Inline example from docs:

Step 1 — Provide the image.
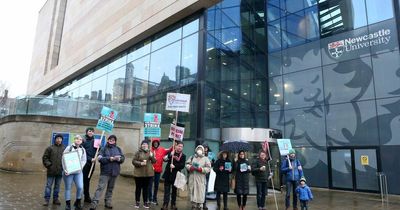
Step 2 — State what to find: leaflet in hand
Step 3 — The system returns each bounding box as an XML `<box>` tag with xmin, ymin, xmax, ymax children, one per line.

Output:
<box><xmin>224</xmin><ymin>162</ymin><xmax>232</xmax><ymax>171</ymax></box>
<box><xmin>240</xmin><ymin>163</ymin><xmax>247</xmax><ymax>172</ymax></box>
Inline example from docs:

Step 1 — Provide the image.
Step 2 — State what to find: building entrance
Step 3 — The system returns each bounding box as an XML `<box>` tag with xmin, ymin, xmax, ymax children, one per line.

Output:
<box><xmin>328</xmin><ymin>147</ymin><xmax>380</xmax><ymax>192</ymax></box>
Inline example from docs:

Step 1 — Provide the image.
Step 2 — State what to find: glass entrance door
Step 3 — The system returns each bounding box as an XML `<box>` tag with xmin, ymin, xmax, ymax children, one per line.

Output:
<box><xmin>328</xmin><ymin>147</ymin><xmax>379</xmax><ymax>192</ymax></box>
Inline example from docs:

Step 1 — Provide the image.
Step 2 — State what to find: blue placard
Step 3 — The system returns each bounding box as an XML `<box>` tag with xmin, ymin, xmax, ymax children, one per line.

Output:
<box><xmin>96</xmin><ymin>106</ymin><xmax>118</xmax><ymax>133</ymax></box>
<box><xmin>224</xmin><ymin>162</ymin><xmax>232</xmax><ymax>171</ymax></box>
<box><xmin>277</xmin><ymin>139</ymin><xmax>293</xmax><ymax>156</ymax></box>
<box><xmin>144</xmin><ymin>113</ymin><xmax>161</xmax><ymax>137</ymax></box>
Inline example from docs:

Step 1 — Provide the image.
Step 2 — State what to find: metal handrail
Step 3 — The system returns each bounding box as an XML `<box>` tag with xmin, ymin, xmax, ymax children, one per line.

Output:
<box><xmin>378</xmin><ymin>172</ymin><xmax>389</xmax><ymax>204</ymax></box>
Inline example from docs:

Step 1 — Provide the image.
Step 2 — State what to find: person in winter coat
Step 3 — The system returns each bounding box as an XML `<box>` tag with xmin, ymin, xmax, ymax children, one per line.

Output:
<box><xmin>42</xmin><ymin>133</ymin><xmax>66</xmax><ymax>206</ymax></box>
<box><xmin>213</xmin><ymin>151</ymin><xmax>232</xmax><ymax>210</ymax></box>
<box><xmin>81</xmin><ymin>127</ymin><xmax>97</xmax><ymax>203</ymax></box>
<box><xmin>233</xmin><ymin>150</ymin><xmax>251</xmax><ymax>210</ymax></box>
<box><xmin>186</xmin><ymin>145</ymin><xmax>211</xmax><ymax>210</ymax></box>
<box><xmin>62</xmin><ymin>135</ymin><xmax>87</xmax><ymax>210</ymax></box>
<box><xmin>202</xmin><ymin>143</ymin><xmax>215</xmax><ymax>210</ymax></box>
<box><xmin>251</xmin><ymin>150</ymin><xmax>273</xmax><ymax>210</ymax></box>
<box><xmin>132</xmin><ymin>140</ymin><xmax>156</xmax><ymax>209</ymax></box>
<box><xmin>161</xmin><ymin>141</ymin><xmax>186</xmax><ymax>210</ymax></box>
<box><xmin>149</xmin><ymin>138</ymin><xmax>171</xmax><ymax>205</ymax></box>
<box><xmin>281</xmin><ymin>149</ymin><xmax>303</xmax><ymax>210</ymax></box>
<box><xmin>296</xmin><ymin>177</ymin><xmax>313</xmax><ymax>210</ymax></box>
<box><xmin>89</xmin><ymin>135</ymin><xmax>125</xmax><ymax>210</ymax></box>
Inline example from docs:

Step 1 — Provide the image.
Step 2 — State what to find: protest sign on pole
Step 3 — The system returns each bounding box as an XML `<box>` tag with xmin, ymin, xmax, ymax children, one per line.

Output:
<box><xmin>277</xmin><ymin>138</ymin><xmax>293</xmax><ymax>156</ymax></box>
<box><xmin>165</xmin><ymin>93</ymin><xmax>190</xmax><ymax>167</ymax></box>
<box><xmin>168</xmin><ymin>124</ymin><xmax>185</xmax><ymax>141</ymax></box>
<box><xmin>89</xmin><ymin>106</ymin><xmax>118</xmax><ymax>178</ymax></box>
<box><xmin>144</xmin><ymin>113</ymin><xmax>161</xmax><ymax>137</ymax></box>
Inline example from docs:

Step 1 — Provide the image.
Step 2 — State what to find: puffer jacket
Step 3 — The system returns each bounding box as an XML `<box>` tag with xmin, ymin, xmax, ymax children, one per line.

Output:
<box><xmin>98</xmin><ymin>143</ymin><xmax>125</xmax><ymax>177</ymax></box>
<box><xmin>132</xmin><ymin>148</ymin><xmax>156</xmax><ymax>177</ymax></box>
<box><xmin>42</xmin><ymin>143</ymin><xmax>65</xmax><ymax>176</ymax></box>
<box><xmin>151</xmin><ymin>139</ymin><xmax>171</xmax><ymax>173</ymax></box>
<box><xmin>281</xmin><ymin>157</ymin><xmax>303</xmax><ymax>182</ymax></box>
<box><xmin>296</xmin><ymin>185</ymin><xmax>313</xmax><ymax>201</ymax></box>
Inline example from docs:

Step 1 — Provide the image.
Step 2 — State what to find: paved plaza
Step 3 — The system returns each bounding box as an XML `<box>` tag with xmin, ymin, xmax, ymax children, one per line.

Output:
<box><xmin>0</xmin><ymin>170</ymin><xmax>399</xmax><ymax>210</ymax></box>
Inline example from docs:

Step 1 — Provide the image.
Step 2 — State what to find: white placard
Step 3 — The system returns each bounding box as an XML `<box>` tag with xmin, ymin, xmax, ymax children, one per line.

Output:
<box><xmin>165</xmin><ymin>93</ymin><xmax>191</xmax><ymax>113</ymax></box>
<box><xmin>168</xmin><ymin>124</ymin><xmax>185</xmax><ymax>141</ymax></box>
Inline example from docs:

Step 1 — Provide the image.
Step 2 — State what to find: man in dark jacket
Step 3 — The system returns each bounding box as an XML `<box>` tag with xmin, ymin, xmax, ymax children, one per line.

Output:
<box><xmin>42</xmin><ymin>133</ymin><xmax>66</xmax><ymax>206</ymax></box>
<box><xmin>161</xmin><ymin>141</ymin><xmax>186</xmax><ymax>210</ymax></box>
<box><xmin>89</xmin><ymin>135</ymin><xmax>125</xmax><ymax>210</ymax></box>
<box><xmin>281</xmin><ymin>149</ymin><xmax>303</xmax><ymax>210</ymax></box>
<box><xmin>251</xmin><ymin>150</ymin><xmax>273</xmax><ymax>210</ymax></box>
<box><xmin>82</xmin><ymin>127</ymin><xmax>97</xmax><ymax>203</ymax></box>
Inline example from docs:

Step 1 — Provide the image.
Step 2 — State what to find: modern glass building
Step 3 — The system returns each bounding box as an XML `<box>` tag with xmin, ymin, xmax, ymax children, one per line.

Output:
<box><xmin>29</xmin><ymin>0</ymin><xmax>400</xmax><ymax>194</ymax></box>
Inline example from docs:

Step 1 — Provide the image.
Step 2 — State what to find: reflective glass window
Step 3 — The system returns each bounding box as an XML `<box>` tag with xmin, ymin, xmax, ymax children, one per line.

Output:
<box><xmin>149</xmin><ymin>41</ymin><xmax>181</xmax><ymax>93</ymax></box>
<box><xmin>282</xmin><ymin>41</ymin><xmax>321</xmax><ymax>74</ymax></box>
<box><xmin>91</xmin><ymin>75</ymin><xmax>107</xmax><ymax>101</ymax></box>
<box><xmin>221</xmin><ymin>0</ymin><xmax>240</xmax><ymax>8</ymax></box>
<box><xmin>283</xmin><ymin>67</ymin><xmax>324</xmax><ymax>109</ymax></box>
<box><xmin>127</xmin><ymin>41</ymin><xmax>151</xmax><ymax>63</ymax></box>
<box><xmin>108</xmin><ymin>53</ymin><xmax>127</xmax><ymax>71</ymax></box>
<box><xmin>152</xmin><ymin>27</ymin><xmax>182</xmax><ymax>52</ymax></box>
<box><xmin>326</xmin><ymin>100</ymin><xmax>379</xmax><ymax>146</ymax></box>
<box><xmin>180</xmin><ymin>33</ymin><xmax>199</xmax><ymax>86</ymax></box>
<box><xmin>366</xmin><ymin>0</ymin><xmax>394</xmax><ymax>24</ymax></box>
<box><xmin>92</xmin><ymin>64</ymin><xmax>108</xmax><ymax>80</ymax></box>
<box><xmin>323</xmin><ymin>57</ymin><xmax>374</xmax><ymax>104</ymax></box>
<box><xmin>222</xmin><ymin>7</ymin><xmax>241</xmax><ymax>27</ymax></box>
<box><xmin>377</xmin><ymin>97</ymin><xmax>400</xmax><ymax>145</ymax></box>
<box><xmin>183</xmin><ymin>19</ymin><xmax>199</xmax><ymax>37</ymax></box>
<box><xmin>78</xmin><ymin>82</ymin><xmax>92</xmax><ymax>100</ymax></box>
<box><xmin>372</xmin><ymin>51</ymin><xmax>400</xmax><ymax>98</ymax></box>
<box><xmin>106</xmin><ymin>66</ymin><xmax>126</xmax><ymax>102</ymax></box>
<box><xmin>269</xmin><ymin>76</ymin><xmax>284</xmax><ymax>111</ymax></box>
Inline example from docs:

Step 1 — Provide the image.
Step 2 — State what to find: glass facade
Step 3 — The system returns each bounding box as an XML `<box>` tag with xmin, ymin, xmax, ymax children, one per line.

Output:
<box><xmin>44</xmin><ymin>0</ymin><xmax>400</xmax><ymax>194</ymax></box>
<box><xmin>267</xmin><ymin>0</ymin><xmax>400</xmax><ymax>192</ymax></box>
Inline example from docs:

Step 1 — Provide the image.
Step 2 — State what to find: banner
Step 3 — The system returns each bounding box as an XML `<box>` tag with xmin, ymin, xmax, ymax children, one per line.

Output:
<box><xmin>96</xmin><ymin>106</ymin><xmax>118</xmax><ymax>133</ymax></box>
<box><xmin>168</xmin><ymin>124</ymin><xmax>185</xmax><ymax>141</ymax></box>
<box><xmin>144</xmin><ymin>113</ymin><xmax>161</xmax><ymax>137</ymax></box>
<box><xmin>277</xmin><ymin>139</ymin><xmax>293</xmax><ymax>156</ymax></box>
<box><xmin>165</xmin><ymin>93</ymin><xmax>191</xmax><ymax>113</ymax></box>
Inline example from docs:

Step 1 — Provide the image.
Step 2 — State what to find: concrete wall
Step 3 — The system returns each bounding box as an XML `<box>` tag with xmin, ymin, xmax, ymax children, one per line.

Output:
<box><xmin>0</xmin><ymin>115</ymin><xmax>142</xmax><ymax>175</ymax></box>
<box><xmin>28</xmin><ymin>0</ymin><xmax>219</xmax><ymax>95</ymax></box>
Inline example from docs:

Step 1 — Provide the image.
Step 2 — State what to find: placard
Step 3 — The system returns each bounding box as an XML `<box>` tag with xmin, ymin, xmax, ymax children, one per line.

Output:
<box><xmin>62</xmin><ymin>150</ymin><xmax>82</xmax><ymax>174</ymax></box>
<box><xmin>169</xmin><ymin>124</ymin><xmax>185</xmax><ymax>141</ymax></box>
<box><xmin>165</xmin><ymin>93</ymin><xmax>191</xmax><ymax>113</ymax></box>
<box><xmin>144</xmin><ymin>113</ymin><xmax>161</xmax><ymax>137</ymax></box>
<box><xmin>96</xmin><ymin>106</ymin><xmax>118</xmax><ymax>133</ymax></box>
<box><xmin>277</xmin><ymin>139</ymin><xmax>293</xmax><ymax>156</ymax></box>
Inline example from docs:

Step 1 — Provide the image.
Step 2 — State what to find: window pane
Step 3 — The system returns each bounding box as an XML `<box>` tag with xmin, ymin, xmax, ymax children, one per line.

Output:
<box><xmin>366</xmin><ymin>0</ymin><xmax>394</xmax><ymax>24</ymax></box>
<box><xmin>372</xmin><ymin>51</ymin><xmax>400</xmax><ymax>98</ymax></box>
<box><xmin>180</xmin><ymin>33</ymin><xmax>198</xmax><ymax>86</ymax></box>
<box><xmin>78</xmin><ymin>83</ymin><xmax>92</xmax><ymax>100</ymax></box>
<box><xmin>283</xmin><ymin>68</ymin><xmax>324</xmax><ymax>109</ymax></box>
<box><xmin>326</xmin><ymin>100</ymin><xmax>379</xmax><ymax>146</ymax></box>
<box><xmin>125</xmin><ymin>55</ymin><xmax>150</xmax><ymax>100</ymax></box>
<box><xmin>92</xmin><ymin>64</ymin><xmax>108</xmax><ymax>80</ymax></box>
<box><xmin>91</xmin><ymin>75</ymin><xmax>107</xmax><ymax>101</ymax></box>
<box><xmin>377</xmin><ymin>97</ymin><xmax>400</xmax><ymax>145</ymax></box>
<box><xmin>108</xmin><ymin>53</ymin><xmax>127</xmax><ymax>71</ymax></box>
<box><xmin>152</xmin><ymin>27</ymin><xmax>182</xmax><ymax>51</ymax></box>
<box><xmin>183</xmin><ymin>19</ymin><xmax>199</xmax><ymax>37</ymax></box>
<box><xmin>269</xmin><ymin>76</ymin><xmax>283</xmax><ymax>111</ymax></box>
<box><xmin>282</xmin><ymin>41</ymin><xmax>321</xmax><ymax>74</ymax></box>
<box><xmin>106</xmin><ymin>66</ymin><xmax>126</xmax><ymax>103</ymax></box>
<box><xmin>149</xmin><ymin>41</ymin><xmax>181</xmax><ymax>93</ymax></box>
<box><xmin>127</xmin><ymin>41</ymin><xmax>151</xmax><ymax>62</ymax></box>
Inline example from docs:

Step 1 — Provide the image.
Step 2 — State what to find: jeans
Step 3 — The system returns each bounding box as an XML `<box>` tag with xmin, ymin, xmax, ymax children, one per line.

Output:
<box><xmin>285</xmin><ymin>180</ymin><xmax>299</xmax><ymax>208</ymax></box>
<box><xmin>256</xmin><ymin>181</ymin><xmax>267</xmax><ymax>208</ymax></box>
<box><xmin>91</xmin><ymin>175</ymin><xmax>117</xmax><ymax>208</ymax></box>
<box><xmin>82</xmin><ymin>161</ymin><xmax>95</xmax><ymax>199</ymax></box>
<box><xmin>44</xmin><ymin>175</ymin><xmax>62</xmax><ymax>201</ymax></box>
<box><xmin>163</xmin><ymin>181</ymin><xmax>177</xmax><ymax>206</ymax></box>
<box><xmin>300</xmin><ymin>200</ymin><xmax>308</xmax><ymax>210</ymax></box>
<box><xmin>63</xmin><ymin>172</ymin><xmax>84</xmax><ymax>201</ymax></box>
<box><xmin>134</xmin><ymin>177</ymin><xmax>151</xmax><ymax>203</ymax></box>
<box><xmin>148</xmin><ymin>172</ymin><xmax>161</xmax><ymax>202</ymax></box>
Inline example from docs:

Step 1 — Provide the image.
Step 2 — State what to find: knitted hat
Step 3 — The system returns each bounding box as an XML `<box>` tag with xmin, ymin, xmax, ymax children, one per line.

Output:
<box><xmin>289</xmin><ymin>149</ymin><xmax>296</xmax><ymax>155</ymax></box>
<box><xmin>300</xmin><ymin>176</ymin><xmax>306</xmax><ymax>182</ymax></box>
<box><xmin>108</xmin><ymin>135</ymin><xmax>117</xmax><ymax>141</ymax></box>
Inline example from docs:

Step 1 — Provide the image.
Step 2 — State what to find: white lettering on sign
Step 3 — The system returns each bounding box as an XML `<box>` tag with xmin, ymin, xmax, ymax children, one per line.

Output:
<box><xmin>328</xmin><ymin>29</ymin><xmax>391</xmax><ymax>59</ymax></box>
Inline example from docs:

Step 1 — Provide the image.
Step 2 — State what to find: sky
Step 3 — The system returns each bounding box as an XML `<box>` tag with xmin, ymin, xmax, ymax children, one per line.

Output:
<box><xmin>0</xmin><ymin>1</ymin><xmax>47</xmax><ymax>97</ymax></box>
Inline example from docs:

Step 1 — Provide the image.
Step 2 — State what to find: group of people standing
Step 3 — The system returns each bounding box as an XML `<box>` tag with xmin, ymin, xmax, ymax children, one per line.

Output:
<box><xmin>42</xmin><ymin>127</ymin><xmax>312</xmax><ymax>210</ymax></box>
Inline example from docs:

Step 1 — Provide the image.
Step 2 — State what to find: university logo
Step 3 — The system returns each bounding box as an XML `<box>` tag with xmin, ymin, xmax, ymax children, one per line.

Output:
<box><xmin>167</xmin><ymin>94</ymin><xmax>176</xmax><ymax>105</ymax></box>
<box><xmin>328</xmin><ymin>40</ymin><xmax>345</xmax><ymax>58</ymax></box>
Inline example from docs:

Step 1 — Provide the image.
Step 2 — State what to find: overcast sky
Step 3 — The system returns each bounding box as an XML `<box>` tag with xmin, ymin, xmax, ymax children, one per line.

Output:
<box><xmin>0</xmin><ymin>1</ymin><xmax>47</xmax><ymax>97</ymax></box>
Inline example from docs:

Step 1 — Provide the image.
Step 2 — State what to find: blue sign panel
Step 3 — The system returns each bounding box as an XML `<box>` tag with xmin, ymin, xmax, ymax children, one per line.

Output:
<box><xmin>96</xmin><ymin>106</ymin><xmax>118</xmax><ymax>133</ymax></box>
<box><xmin>144</xmin><ymin>113</ymin><xmax>161</xmax><ymax>137</ymax></box>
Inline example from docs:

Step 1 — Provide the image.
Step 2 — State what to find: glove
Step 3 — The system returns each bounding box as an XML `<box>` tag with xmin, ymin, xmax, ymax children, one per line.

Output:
<box><xmin>196</xmin><ymin>167</ymin><xmax>202</xmax><ymax>173</ymax></box>
<box><xmin>219</xmin><ymin>166</ymin><xmax>224</xmax><ymax>171</ymax></box>
<box><xmin>189</xmin><ymin>166</ymin><xmax>196</xmax><ymax>172</ymax></box>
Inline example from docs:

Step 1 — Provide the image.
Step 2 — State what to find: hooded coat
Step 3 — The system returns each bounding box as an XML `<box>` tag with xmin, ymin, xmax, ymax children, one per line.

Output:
<box><xmin>98</xmin><ymin>142</ymin><xmax>125</xmax><ymax>177</ymax></box>
<box><xmin>186</xmin><ymin>145</ymin><xmax>211</xmax><ymax>204</ymax></box>
<box><xmin>151</xmin><ymin>139</ymin><xmax>171</xmax><ymax>173</ymax></box>
<box><xmin>132</xmin><ymin>147</ymin><xmax>156</xmax><ymax>177</ymax></box>
<box><xmin>42</xmin><ymin>143</ymin><xmax>65</xmax><ymax>176</ymax></box>
<box><xmin>213</xmin><ymin>152</ymin><xmax>232</xmax><ymax>193</ymax></box>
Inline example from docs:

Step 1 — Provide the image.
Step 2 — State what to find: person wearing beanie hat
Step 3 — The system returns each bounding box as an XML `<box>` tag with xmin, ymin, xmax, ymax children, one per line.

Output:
<box><xmin>296</xmin><ymin>176</ymin><xmax>313</xmax><ymax>210</ymax></box>
<box><xmin>82</xmin><ymin>127</ymin><xmax>97</xmax><ymax>203</ymax></box>
<box><xmin>132</xmin><ymin>140</ymin><xmax>156</xmax><ymax>208</ymax></box>
<box><xmin>89</xmin><ymin>135</ymin><xmax>125</xmax><ymax>210</ymax></box>
<box><xmin>41</xmin><ymin>133</ymin><xmax>66</xmax><ymax>206</ymax></box>
<box><xmin>281</xmin><ymin>149</ymin><xmax>303</xmax><ymax>210</ymax></box>
<box><xmin>186</xmin><ymin>145</ymin><xmax>211</xmax><ymax>210</ymax></box>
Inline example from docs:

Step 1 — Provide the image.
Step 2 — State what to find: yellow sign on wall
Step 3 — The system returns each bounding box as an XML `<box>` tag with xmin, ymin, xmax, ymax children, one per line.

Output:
<box><xmin>361</xmin><ymin>155</ymin><xmax>369</xmax><ymax>166</ymax></box>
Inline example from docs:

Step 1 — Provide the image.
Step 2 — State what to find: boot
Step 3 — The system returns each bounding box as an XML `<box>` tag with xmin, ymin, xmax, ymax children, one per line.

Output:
<box><xmin>65</xmin><ymin>200</ymin><xmax>71</xmax><ymax>210</ymax></box>
<box><xmin>161</xmin><ymin>204</ymin><xmax>168</xmax><ymax>210</ymax></box>
<box><xmin>43</xmin><ymin>199</ymin><xmax>49</xmax><ymax>206</ymax></box>
<box><xmin>293</xmin><ymin>208</ymin><xmax>298</xmax><ymax>210</ymax></box>
<box><xmin>53</xmin><ymin>198</ymin><xmax>61</xmax><ymax>205</ymax></box>
<box><xmin>73</xmin><ymin>199</ymin><xmax>82</xmax><ymax>210</ymax></box>
<box><xmin>170</xmin><ymin>204</ymin><xmax>178</xmax><ymax>210</ymax></box>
